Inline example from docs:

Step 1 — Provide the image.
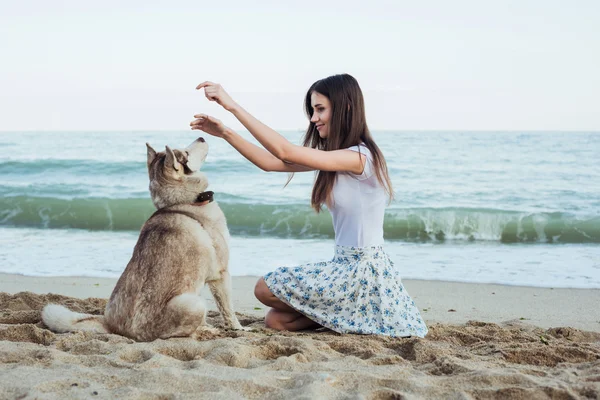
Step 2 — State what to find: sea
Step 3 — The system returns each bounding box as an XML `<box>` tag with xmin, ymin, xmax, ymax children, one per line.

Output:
<box><xmin>0</xmin><ymin>131</ymin><xmax>598</xmax><ymax>288</ymax></box>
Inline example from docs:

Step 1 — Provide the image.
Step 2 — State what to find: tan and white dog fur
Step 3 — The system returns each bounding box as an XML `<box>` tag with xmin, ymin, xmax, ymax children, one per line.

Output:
<box><xmin>42</xmin><ymin>137</ymin><xmax>244</xmax><ymax>341</ymax></box>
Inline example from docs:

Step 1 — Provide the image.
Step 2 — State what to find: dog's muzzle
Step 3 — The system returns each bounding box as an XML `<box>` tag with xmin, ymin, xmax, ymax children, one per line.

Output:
<box><xmin>184</xmin><ymin>138</ymin><xmax>208</xmax><ymax>172</ymax></box>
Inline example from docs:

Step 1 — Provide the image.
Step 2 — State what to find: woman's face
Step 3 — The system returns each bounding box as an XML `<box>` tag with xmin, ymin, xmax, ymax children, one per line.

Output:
<box><xmin>310</xmin><ymin>92</ymin><xmax>331</xmax><ymax>139</ymax></box>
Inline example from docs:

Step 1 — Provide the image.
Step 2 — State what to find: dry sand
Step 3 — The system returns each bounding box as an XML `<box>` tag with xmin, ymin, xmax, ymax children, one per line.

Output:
<box><xmin>1</xmin><ymin>275</ymin><xmax>599</xmax><ymax>399</ymax></box>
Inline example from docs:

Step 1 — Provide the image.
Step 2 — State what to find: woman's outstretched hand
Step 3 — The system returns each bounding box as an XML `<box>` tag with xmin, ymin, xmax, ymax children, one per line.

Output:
<box><xmin>190</xmin><ymin>114</ymin><xmax>229</xmax><ymax>138</ymax></box>
<box><xmin>196</xmin><ymin>81</ymin><xmax>238</xmax><ymax>112</ymax></box>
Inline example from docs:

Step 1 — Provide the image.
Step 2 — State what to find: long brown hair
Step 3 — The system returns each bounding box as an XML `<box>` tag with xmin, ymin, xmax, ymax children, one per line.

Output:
<box><xmin>288</xmin><ymin>73</ymin><xmax>394</xmax><ymax>212</ymax></box>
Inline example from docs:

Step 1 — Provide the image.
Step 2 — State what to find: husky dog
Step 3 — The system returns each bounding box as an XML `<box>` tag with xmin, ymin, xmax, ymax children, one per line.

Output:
<box><xmin>42</xmin><ymin>137</ymin><xmax>244</xmax><ymax>341</ymax></box>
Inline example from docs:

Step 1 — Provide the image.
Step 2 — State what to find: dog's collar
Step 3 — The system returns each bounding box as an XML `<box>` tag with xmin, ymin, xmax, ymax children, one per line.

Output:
<box><xmin>192</xmin><ymin>190</ymin><xmax>214</xmax><ymax>206</ymax></box>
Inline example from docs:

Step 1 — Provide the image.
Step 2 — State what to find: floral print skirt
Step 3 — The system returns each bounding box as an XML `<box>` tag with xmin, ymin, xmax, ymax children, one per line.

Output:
<box><xmin>263</xmin><ymin>245</ymin><xmax>428</xmax><ymax>338</ymax></box>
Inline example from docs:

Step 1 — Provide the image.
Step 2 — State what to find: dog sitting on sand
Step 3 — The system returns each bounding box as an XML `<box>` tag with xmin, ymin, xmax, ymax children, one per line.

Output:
<box><xmin>42</xmin><ymin>137</ymin><xmax>244</xmax><ymax>341</ymax></box>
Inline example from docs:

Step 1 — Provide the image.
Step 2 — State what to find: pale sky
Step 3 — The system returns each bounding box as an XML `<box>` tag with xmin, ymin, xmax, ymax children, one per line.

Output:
<box><xmin>1</xmin><ymin>0</ymin><xmax>599</xmax><ymax>131</ymax></box>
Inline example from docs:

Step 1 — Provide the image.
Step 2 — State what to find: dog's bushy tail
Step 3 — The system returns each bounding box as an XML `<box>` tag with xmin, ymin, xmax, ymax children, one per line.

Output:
<box><xmin>42</xmin><ymin>304</ymin><xmax>108</xmax><ymax>334</ymax></box>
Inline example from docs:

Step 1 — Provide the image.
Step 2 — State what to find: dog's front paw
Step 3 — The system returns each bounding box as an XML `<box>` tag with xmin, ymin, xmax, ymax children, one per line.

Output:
<box><xmin>225</xmin><ymin>323</ymin><xmax>254</xmax><ymax>332</ymax></box>
<box><xmin>237</xmin><ymin>326</ymin><xmax>254</xmax><ymax>332</ymax></box>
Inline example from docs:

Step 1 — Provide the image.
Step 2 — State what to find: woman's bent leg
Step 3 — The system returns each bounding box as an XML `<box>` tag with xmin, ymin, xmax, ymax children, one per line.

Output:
<box><xmin>264</xmin><ymin>309</ymin><xmax>321</xmax><ymax>332</ymax></box>
<box><xmin>255</xmin><ymin>278</ymin><xmax>321</xmax><ymax>331</ymax></box>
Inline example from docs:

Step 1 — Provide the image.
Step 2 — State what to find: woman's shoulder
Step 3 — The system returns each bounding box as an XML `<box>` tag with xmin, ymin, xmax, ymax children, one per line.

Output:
<box><xmin>342</xmin><ymin>143</ymin><xmax>375</xmax><ymax>180</ymax></box>
<box><xmin>346</xmin><ymin>143</ymin><xmax>371</xmax><ymax>157</ymax></box>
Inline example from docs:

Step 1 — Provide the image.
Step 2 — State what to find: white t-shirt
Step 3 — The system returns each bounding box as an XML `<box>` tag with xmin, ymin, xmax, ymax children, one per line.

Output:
<box><xmin>329</xmin><ymin>144</ymin><xmax>388</xmax><ymax>247</ymax></box>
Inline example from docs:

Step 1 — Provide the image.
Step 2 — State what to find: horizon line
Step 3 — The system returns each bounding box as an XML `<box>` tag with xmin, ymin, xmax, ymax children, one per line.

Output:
<box><xmin>1</xmin><ymin>129</ymin><xmax>600</xmax><ymax>133</ymax></box>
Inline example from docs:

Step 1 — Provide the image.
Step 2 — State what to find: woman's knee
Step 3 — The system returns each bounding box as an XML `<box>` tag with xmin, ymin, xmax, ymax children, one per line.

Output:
<box><xmin>265</xmin><ymin>309</ymin><xmax>299</xmax><ymax>331</ymax></box>
<box><xmin>264</xmin><ymin>309</ymin><xmax>284</xmax><ymax>330</ymax></box>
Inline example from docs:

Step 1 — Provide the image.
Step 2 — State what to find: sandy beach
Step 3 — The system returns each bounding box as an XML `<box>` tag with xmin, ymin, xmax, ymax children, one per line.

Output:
<box><xmin>0</xmin><ymin>274</ymin><xmax>599</xmax><ymax>399</ymax></box>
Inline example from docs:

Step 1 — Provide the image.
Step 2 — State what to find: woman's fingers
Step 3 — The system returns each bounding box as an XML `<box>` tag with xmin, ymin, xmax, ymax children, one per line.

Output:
<box><xmin>196</xmin><ymin>81</ymin><xmax>215</xmax><ymax>90</ymax></box>
<box><xmin>189</xmin><ymin>114</ymin><xmax>226</xmax><ymax>137</ymax></box>
<box><xmin>194</xmin><ymin>114</ymin><xmax>220</xmax><ymax>124</ymax></box>
<box><xmin>198</xmin><ymin>82</ymin><xmax>223</xmax><ymax>101</ymax></box>
<box><xmin>191</xmin><ymin>112</ymin><xmax>220</xmax><ymax>122</ymax></box>
<box><xmin>196</xmin><ymin>81</ymin><xmax>235</xmax><ymax>111</ymax></box>
<box><xmin>190</xmin><ymin>115</ymin><xmax>221</xmax><ymax>130</ymax></box>
<box><xmin>190</xmin><ymin>116</ymin><xmax>206</xmax><ymax>129</ymax></box>
<box><xmin>198</xmin><ymin>82</ymin><xmax>219</xmax><ymax>99</ymax></box>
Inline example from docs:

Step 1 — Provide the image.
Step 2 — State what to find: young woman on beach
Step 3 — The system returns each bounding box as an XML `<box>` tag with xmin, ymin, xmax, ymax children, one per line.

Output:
<box><xmin>190</xmin><ymin>74</ymin><xmax>428</xmax><ymax>338</ymax></box>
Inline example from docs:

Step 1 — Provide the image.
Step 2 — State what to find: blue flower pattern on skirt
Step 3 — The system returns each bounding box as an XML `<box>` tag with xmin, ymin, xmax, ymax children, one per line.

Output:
<box><xmin>263</xmin><ymin>245</ymin><xmax>428</xmax><ymax>338</ymax></box>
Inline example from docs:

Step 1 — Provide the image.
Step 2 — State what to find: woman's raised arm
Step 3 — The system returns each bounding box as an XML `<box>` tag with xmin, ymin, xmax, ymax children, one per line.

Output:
<box><xmin>195</xmin><ymin>81</ymin><xmax>365</xmax><ymax>174</ymax></box>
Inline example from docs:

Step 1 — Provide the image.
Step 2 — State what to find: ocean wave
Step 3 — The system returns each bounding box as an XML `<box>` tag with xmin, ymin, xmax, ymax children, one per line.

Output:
<box><xmin>1</xmin><ymin>196</ymin><xmax>598</xmax><ymax>243</ymax></box>
<box><xmin>0</xmin><ymin>159</ymin><xmax>143</xmax><ymax>175</ymax></box>
<box><xmin>0</xmin><ymin>159</ymin><xmax>253</xmax><ymax>176</ymax></box>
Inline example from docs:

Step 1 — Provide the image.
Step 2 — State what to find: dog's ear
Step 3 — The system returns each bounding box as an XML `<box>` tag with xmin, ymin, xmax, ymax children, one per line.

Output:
<box><xmin>165</xmin><ymin>145</ymin><xmax>181</xmax><ymax>172</ymax></box>
<box><xmin>146</xmin><ymin>143</ymin><xmax>157</xmax><ymax>169</ymax></box>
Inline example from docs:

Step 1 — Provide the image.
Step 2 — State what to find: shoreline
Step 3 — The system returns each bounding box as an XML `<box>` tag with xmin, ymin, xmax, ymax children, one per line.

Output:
<box><xmin>1</xmin><ymin>273</ymin><xmax>599</xmax><ymax>332</ymax></box>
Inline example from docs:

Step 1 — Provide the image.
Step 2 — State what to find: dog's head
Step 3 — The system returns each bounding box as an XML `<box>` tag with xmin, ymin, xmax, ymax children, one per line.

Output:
<box><xmin>145</xmin><ymin>137</ymin><xmax>209</xmax><ymax>209</ymax></box>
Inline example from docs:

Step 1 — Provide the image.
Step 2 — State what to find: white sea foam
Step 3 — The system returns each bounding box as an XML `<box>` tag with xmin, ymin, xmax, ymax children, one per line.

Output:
<box><xmin>1</xmin><ymin>227</ymin><xmax>599</xmax><ymax>288</ymax></box>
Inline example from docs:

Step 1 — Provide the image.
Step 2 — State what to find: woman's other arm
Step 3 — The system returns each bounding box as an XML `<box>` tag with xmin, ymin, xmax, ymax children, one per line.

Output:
<box><xmin>223</xmin><ymin>128</ymin><xmax>314</xmax><ymax>173</ymax></box>
<box><xmin>190</xmin><ymin>114</ymin><xmax>312</xmax><ymax>173</ymax></box>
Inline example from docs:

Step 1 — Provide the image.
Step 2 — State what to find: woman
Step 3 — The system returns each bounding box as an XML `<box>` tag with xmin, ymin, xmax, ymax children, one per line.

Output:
<box><xmin>190</xmin><ymin>74</ymin><xmax>428</xmax><ymax>338</ymax></box>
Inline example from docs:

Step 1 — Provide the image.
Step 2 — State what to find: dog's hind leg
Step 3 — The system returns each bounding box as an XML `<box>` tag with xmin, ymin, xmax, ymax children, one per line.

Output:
<box><xmin>208</xmin><ymin>270</ymin><xmax>244</xmax><ymax>330</ymax></box>
<box><xmin>157</xmin><ymin>293</ymin><xmax>211</xmax><ymax>339</ymax></box>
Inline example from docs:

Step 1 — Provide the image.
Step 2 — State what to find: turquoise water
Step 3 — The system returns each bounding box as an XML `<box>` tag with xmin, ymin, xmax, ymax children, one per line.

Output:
<box><xmin>0</xmin><ymin>131</ymin><xmax>599</xmax><ymax>287</ymax></box>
